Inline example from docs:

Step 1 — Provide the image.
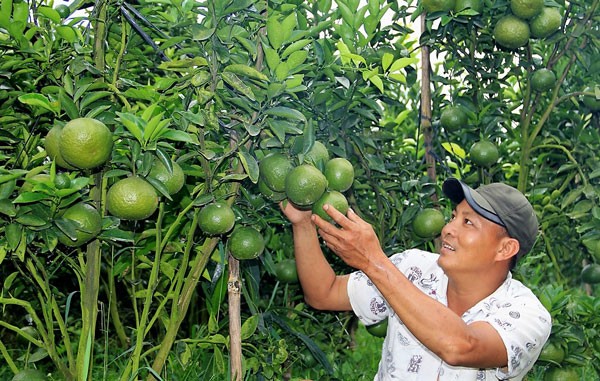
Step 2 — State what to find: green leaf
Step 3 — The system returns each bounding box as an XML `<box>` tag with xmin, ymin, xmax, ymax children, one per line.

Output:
<box><xmin>286</xmin><ymin>50</ymin><xmax>308</xmax><ymax>69</ymax></box>
<box><xmin>240</xmin><ymin>315</ymin><xmax>258</xmax><ymax>340</ymax></box>
<box><xmin>442</xmin><ymin>142</ymin><xmax>466</xmax><ymax>159</ymax></box>
<box><xmin>221</xmin><ymin>72</ymin><xmax>255</xmax><ymax>101</ymax></box>
<box><xmin>3</xmin><ymin>271</ymin><xmax>18</xmax><ymax>290</ymax></box>
<box><xmin>389</xmin><ymin>57</ymin><xmax>418</xmax><ymax>72</ymax></box>
<box><xmin>265</xmin><ymin>106</ymin><xmax>307</xmax><ymax>122</ymax></box>
<box><xmin>237</xmin><ymin>150</ymin><xmax>259</xmax><ymax>183</ymax></box>
<box><xmin>161</xmin><ymin>130</ymin><xmax>200</xmax><ymax>144</ymax></box>
<box><xmin>224</xmin><ymin>64</ymin><xmax>268</xmax><ymax>81</ymax></box>
<box><xmin>281</xmin><ymin>38</ymin><xmax>312</xmax><ymax>59</ymax></box>
<box><xmin>263</xmin><ymin>45</ymin><xmax>280</xmax><ymax>71</ymax></box>
<box><xmin>116</xmin><ymin>112</ymin><xmax>145</xmax><ymax>144</ymax></box>
<box><xmin>18</xmin><ymin>93</ymin><xmax>60</xmax><ymax>115</ymax></box>
<box><xmin>266</xmin><ymin>17</ymin><xmax>283</xmax><ymax>50</ymax></box>
<box><xmin>382</xmin><ymin>52</ymin><xmax>394</xmax><ymax>71</ymax></box>
<box><xmin>37</xmin><ymin>6</ymin><xmax>61</xmax><ymax>23</ymax></box>
<box><xmin>6</xmin><ymin>223</ymin><xmax>22</xmax><ymax>251</ymax></box>
<box><xmin>56</xmin><ymin>26</ymin><xmax>78</xmax><ymax>43</ymax></box>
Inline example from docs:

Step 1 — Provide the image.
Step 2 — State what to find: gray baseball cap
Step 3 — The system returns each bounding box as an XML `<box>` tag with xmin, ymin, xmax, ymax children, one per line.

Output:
<box><xmin>442</xmin><ymin>178</ymin><xmax>539</xmax><ymax>260</ymax></box>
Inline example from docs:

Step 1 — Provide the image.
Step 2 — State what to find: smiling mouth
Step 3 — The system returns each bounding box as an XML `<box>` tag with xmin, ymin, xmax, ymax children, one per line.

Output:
<box><xmin>442</xmin><ymin>241</ymin><xmax>455</xmax><ymax>251</ymax></box>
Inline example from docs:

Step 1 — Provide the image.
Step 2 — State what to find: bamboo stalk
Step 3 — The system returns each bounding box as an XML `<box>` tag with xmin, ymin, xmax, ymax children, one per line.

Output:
<box><xmin>420</xmin><ymin>14</ymin><xmax>436</xmax><ymax>192</ymax></box>
<box><xmin>228</xmin><ymin>254</ymin><xmax>243</xmax><ymax>381</ymax></box>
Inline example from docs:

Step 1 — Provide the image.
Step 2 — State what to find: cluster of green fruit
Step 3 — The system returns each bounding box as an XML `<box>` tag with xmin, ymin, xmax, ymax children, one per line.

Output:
<box><xmin>257</xmin><ymin>141</ymin><xmax>354</xmax><ymax>223</ymax></box>
<box><xmin>493</xmin><ymin>0</ymin><xmax>562</xmax><ymax>50</ymax></box>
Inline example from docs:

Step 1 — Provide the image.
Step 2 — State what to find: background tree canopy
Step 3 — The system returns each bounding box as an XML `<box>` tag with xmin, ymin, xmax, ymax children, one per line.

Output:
<box><xmin>0</xmin><ymin>0</ymin><xmax>599</xmax><ymax>380</ymax></box>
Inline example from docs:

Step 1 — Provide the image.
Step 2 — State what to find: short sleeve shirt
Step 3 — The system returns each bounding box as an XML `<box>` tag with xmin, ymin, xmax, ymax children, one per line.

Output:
<box><xmin>347</xmin><ymin>249</ymin><xmax>552</xmax><ymax>381</ymax></box>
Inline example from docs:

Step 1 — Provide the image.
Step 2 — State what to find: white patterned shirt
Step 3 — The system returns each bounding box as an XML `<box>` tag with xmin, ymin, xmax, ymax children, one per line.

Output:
<box><xmin>347</xmin><ymin>249</ymin><xmax>551</xmax><ymax>380</ymax></box>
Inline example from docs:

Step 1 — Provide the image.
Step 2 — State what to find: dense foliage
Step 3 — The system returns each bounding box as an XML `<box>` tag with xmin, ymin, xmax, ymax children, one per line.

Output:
<box><xmin>0</xmin><ymin>0</ymin><xmax>599</xmax><ymax>380</ymax></box>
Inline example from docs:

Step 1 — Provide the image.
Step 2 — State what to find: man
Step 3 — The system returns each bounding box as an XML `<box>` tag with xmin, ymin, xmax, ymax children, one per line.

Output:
<box><xmin>281</xmin><ymin>178</ymin><xmax>551</xmax><ymax>380</ymax></box>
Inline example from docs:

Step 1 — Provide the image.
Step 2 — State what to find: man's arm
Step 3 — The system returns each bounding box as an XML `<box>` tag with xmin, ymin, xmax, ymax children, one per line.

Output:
<box><xmin>280</xmin><ymin>201</ymin><xmax>351</xmax><ymax>311</ymax></box>
<box><xmin>314</xmin><ymin>205</ymin><xmax>508</xmax><ymax>368</ymax></box>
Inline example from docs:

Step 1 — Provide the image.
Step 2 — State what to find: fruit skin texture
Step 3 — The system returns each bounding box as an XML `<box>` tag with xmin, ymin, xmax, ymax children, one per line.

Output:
<box><xmin>198</xmin><ymin>202</ymin><xmax>236</xmax><ymax>235</ymax></box>
<box><xmin>422</xmin><ymin>0</ymin><xmax>456</xmax><ymax>13</ymax></box>
<box><xmin>107</xmin><ymin>177</ymin><xmax>158</xmax><ymax>221</ymax></box>
<box><xmin>303</xmin><ymin>141</ymin><xmax>330</xmax><ymax>167</ymax></box>
<box><xmin>470</xmin><ymin>140</ymin><xmax>499</xmax><ymax>167</ymax></box>
<box><xmin>543</xmin><ymin>367</ymin><xmax>579</xmax><ymax>381</ymax></box>
<box><xmin>274</xmin><ymin>259</ymin><xmax>299</xmax><ymax>284</ymax></box>
<box><xmin>148</xmin><ymin>160</ymin><xmax>185</xmax><ymax>195</ymax></box>
<box><xmin>412</xmin><ymin>208</ymin><xmax>445</xmax><ymax>239</ymax></box>
<box><xmin>312</xmin><ymin>191</ymin><xmax>349</xmax><ymax>223</ymax></box>
<box><xmin>258</xmin><ymin>178</ymin><xmax>286</xmax><ymax>201</ymax></box>
<box><xmin>531</xmin><ymin>68</ymin><xmax>557</xmax><ymax>92</ymax></box>
<box><xmin>510</xmin><ymin>0</ymin><xmax>543</xmax><ymax>20</ymax></box>
<box><xmin>11</xmin><ymin>369</ymin><xmax>47</xmax><ymax>381</ymax></box>
<box><xmin>493</xmin><ymin>15</ymin><xmax>530</xmax><ymax>49</ymax></box>
<box><xmin>454</xmin><ymin>0</ymin><xmax>482</xmax><ymax>13</ymax></box>
<box><xmin>57</xmin><ymin>202</ymin><xmax>103</xmax><ymax>247</ymax></box>
<box><xmin>59</xmin><ymin>118</ymin><xmax>113</xmax><ymax>170</ymax></box>
<box><xmin>440</xmin><ymin>106</ymin><xmax>468</xmax><ymax>132</ymax></box>
<box><xmin>285</xmin><ymin>164</ymin><xmax>328</xmax><ymax>208</ymax></box>
<box><xmin>44</xmin><ymin>125</ymin><xmax>76</xmax><ymax>170</ymax></box>
<box><xmin>530</xmin><ymin>7</ymin><xmax>562</xmax><ymax>39</ymax></box>
<box><xmin>324</xmin><ymin>157</ymin><xmax>354</xmax><ymax>192</ymax></box>
<box><xmin>581</xmin><ymin>263</ymin><xmax>600</xmax><ymax>284</ymax></box>
<box><xmin>366</xmin><ymin>318</ymin><xmax>388</xmax><ymax>338</ymax></box>
<box><xmin>228</xmin><ymin>227</ymin><xmax>265</xmax><ymax>260</ymax></box>
<box><xmin>259</xmin><ymin>153</ymin><xmax>294</xmax><ymax>192</ymax></box>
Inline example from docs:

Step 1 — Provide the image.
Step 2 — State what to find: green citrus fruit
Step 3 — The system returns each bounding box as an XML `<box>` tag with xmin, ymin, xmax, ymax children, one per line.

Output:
<box><xmin>469</xmin><ymin>140</ymin><xmax>499</xmax><ymax>167</ymax></box>
<box><xmin>57</xmin><ymin>202</ymin><xmax>102</xmax><ymax>247</ymax></box>
<box><xmin>493</xmin><ymin>15</ymin><xmax>530</xmax><ymax>49</ymax></box>
<box><xmin>544</xmin><ymin>367</ymin><xmax>579</xmax><ymax>381</ymax></box>
<box><xmin>107</xmin><ymin>177</ymin><xmax>158</xmax><ymax>221</ymax></box>
<box><xmin>303</xmin><ymin>141</ymin><xmax>330</xmax><ymax>167</ymax></box>
<box><xmin>53</xmin><ymin>173</ymin><xmax>71</xmax><ymax>189</ymax></box>
<box><xmin>440</xmin><ymin>106</ymin><xmax>468</xmax><ymax>132</ymax></box>
<box><xmin>324</xmin><ymin>158</ymin><xmax>354</xmax><ymax>192</ymax></box>
<box><xmin>530</xmin><ymin>7</ymin><xmax>562</xmax><ymax>39</ymax></box>
<box><xmin>510</xmin><ymin>0</ymin><xmax>543</xmax><ymax>19</ymax></box>
<box><xmin>59</xmin><ymin>118</ymin><xmax>113</xmax><ymax>170</ymax></box>
<box><xmin>538</xmin><ymin>342</ymin><xmax>565</xmax><ymax>364</ymax></box>
<box><xmin>259</xmin><ymin>153</ymin><xmax>294</xmax><ymax>192</ymax></box>
<box><xmin>413</xmin><ymin>208</ymin><xmax>445</xmax><ymax>239</ymax></box>
<box><xmin>285</xmin><ymin>164</ymin><xmax>328</xmax><ymax>207</ymax></box>
<box><xmin>312</xmin><ymin>190</ymin><xmax>349</xmax><ymax>223</ymax></box>
<box><xmin>11</xmin><ymin>369</ymin><xmax>47</xmax><ymax>381</ymax></box>
<box><xmin>582</xmin><ymin>86</ymin><xmax>600</xmax><ymax>111</ymax></box>
<box><xmin>44</xmin><ymin>125</ymin><xmax>76</xmax><ymax>170</ymax></box>
<box><xmin>531</xmin><ymin>68</ymin><xmax>557</xmax><ymax>92</ymax></box>
<box><xmin>198</xmin><ymin>202</ymin><xmax>236</xmax><ymax>235</ymax></box>
<box><xmin>366</xmin><ymin>318</ymin><xmax>388</xmax><ymax>338</ymax></box>
<box><xmin>148</xmin><ymin>160</ymin><xmax>185</xmax><ymax>195</ymax></box>
<box><xmin>422</xmin><ymin>0</ymin><xmax>456</xmax><ymax>13</ymax></box>
<box><xmin>228</xmin><ymin>227</ymin><xmax>265</xmax><ymax>260</ymax></box>
<box><xmin>581</xmin><ymin>263</ymin><xmax>600</xmax><ymax>284</ymax></box>
<box><xmin>454</xmin><ymin>0</ymin><xmax>482</xmax><ymax>13</ymax></box>
<box><xmin>55</xmin><ymin>4</ymin><xmax>70</xmax><ymax>18</ymax></box>
<box><xmin>274</xmin><ymin>259</ymin><xmax>299</xmax><ymax>284</ymax></box>
<box><xmin>257</xmin><ymin>178</ymin><xmax>286</xmax><ymax>201</ymax></box>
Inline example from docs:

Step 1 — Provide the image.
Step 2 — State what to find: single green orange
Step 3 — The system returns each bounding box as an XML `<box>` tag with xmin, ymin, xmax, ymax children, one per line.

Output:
<box><xmin>107</xmin><ymin>177</ymin><xmax>158</xmax><ymax>220</ymax></box>
<box><xmin>538</xmin><ymin>342</ymin><xmax>565</xmax><ymax>364</ymax></box>
<box><xmin>543</xmin><ymin>367</ymin><xmax>579</xmax><ymax>381</ymax></box>
<box><xmin>454</xmin><ymin>0</ymin><xmax>482</xmax><ymax>13</ymax></box>
<box><xmin>303</xmin><ymin>141</ymin><xmax>330</xmax><ymax>167</ymax></box>
<box><xmin>531</xmin><ymin>68</ymin><xmax>557</xmax><ymax>92</ymax></box>
<box><xmin>582</xmin><ymin>86</ymin><xmax>600</xmax><ymax>111</ymax></box>
<box><xmin>324</xmin><ymin>158</ymin><xmax>354</xmax><ymax>192</ymax></box>
<box><xmin>581</xmin><ymin>263</ymin><xmax>600</xmax><ymax>284</ymax></box>
<box><xmin>59</xmin><ymin>118</ymin><xmax>113</xmax><ymax>170</ymax></box>
<box><xmin>366</xmin><ymin>318</ymin><xmax>388</xmax><ymax>338</ymax></box>
<box><xmin>259</xmin><ymin>152</ymin><xmax>294</xmax><ymax>192</ymax></box>
<box><xmin>57</xmin><ymin>202</ymin><xmax>102</xmax><ymax>247</ymax></box>
<box><xmin>148</xmin><ymin>160</ymin><xmax>185</xmax><ymax>195</ymax></box>
<box><xmin>44</xmin><ymin>125</ymin><xmax>76</xmax><ymax>170</ymax></box>
<box><xmin>530</xmin><ymin>7</ymin><xmax>562</xmax><ymax>39</ymax></box>
<box><xmin>54</xmin><ymin>172</ymin><xmax>71</xmax><ymax>189</ymax></box>
<box><xmin>469</xmin><ymin>140</ymin><xmax>499</xmax><ymax>167</ymax></box>
<box><xmin>312</xmin><ymin>190</ymin><xmax>349</xmax><ymax>223</ymax></box>
<box><xmin>198</xmin><ymin>202</ymin><xmax>236</xmax><ymax>235</ymax></box>
<box><xmin>228</xmin><ymin>227</ymin><xmax>265</xmax><ymax>260</ymax></box>
<box><xmin>413</xmin><ymin>208</ymin><xmax>445</xmax><ymax>239</ymax></box>
<box><xmin>11</xmin><ymin>369</ymin><xmax>47</xmax><ymax>381</ymax></box>
<box><xmin>55</xmin><ymin>4</ymin><xmax>71</xmax><ymax>18</ymax></box>
<box><xmin>510</xmin><ymin>0</ymin><xmax>543</xmax><ymax>20</ymax></box>
<box><xmin>422</xmin><ymin>0</ymin><xmax>456</xmax><ymax>13</ymax></box>
<box><xmin>285</xmin><ymin>164</ymin><xmax>328</xmax><ymax>208</ymax></box>
<box><xmin>274</xmin><ymin>259</ymin><xmax>299</xmax><ymax>284</ymax></box>
<box><xmin>493</xmin><ymin>15</ymin><xmax>530</xmax><ymax>49</ymax></box>
<box><xmin>440</xmin><ymin>106</ymin><xmax>468</xmax><ymax>132</ymax></box>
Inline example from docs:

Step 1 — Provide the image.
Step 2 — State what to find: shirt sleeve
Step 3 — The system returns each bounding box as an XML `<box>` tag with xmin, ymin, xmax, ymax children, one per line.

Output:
<box><xmin>484</xmin><ymin>287</ymin><xmax>552</xmax><ymax>379</ymax></box>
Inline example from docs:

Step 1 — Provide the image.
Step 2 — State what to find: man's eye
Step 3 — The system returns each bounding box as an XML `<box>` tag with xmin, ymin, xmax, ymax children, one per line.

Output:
<box><xmin>464</xmin><ymin>219</ymin><xmax>473</xmax><ymax>225</ymax></box>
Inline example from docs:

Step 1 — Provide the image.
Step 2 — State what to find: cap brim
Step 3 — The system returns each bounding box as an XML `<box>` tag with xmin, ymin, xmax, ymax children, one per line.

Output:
<box><xmin>442</xmin><ymin>178</ymin><xmax>506</xmax><ymax>227</ymax></box>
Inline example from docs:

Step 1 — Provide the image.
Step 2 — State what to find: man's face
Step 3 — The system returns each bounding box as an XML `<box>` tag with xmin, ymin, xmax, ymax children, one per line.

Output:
<box><xmin>437</xmin><ymin>200</ymin><xmax>508</xmax><ymax>274</ymax></box>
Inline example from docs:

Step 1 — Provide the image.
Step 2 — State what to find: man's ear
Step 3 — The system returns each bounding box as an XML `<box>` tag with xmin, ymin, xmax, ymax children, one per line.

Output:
<box><xmin>497</xmin><ymin>237</ymin><xmax>520</xmax><ymax>262</ymax></box>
